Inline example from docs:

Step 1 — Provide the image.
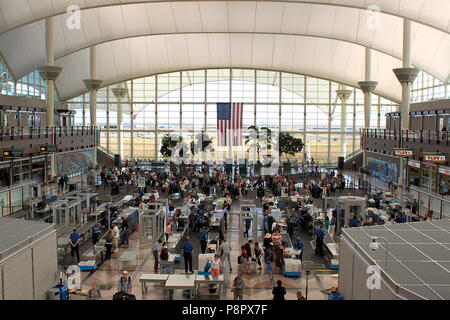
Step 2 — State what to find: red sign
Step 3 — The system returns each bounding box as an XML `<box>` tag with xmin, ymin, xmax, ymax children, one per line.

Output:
<box><xmin>394</xmin><ymin>149</ymin><xmax>413</xmax><ymax>157</ymax></box>
<box><xmin>424</xmin><ymin>154</ymin><xmax>446</xmax><ymax>162</ymax></box>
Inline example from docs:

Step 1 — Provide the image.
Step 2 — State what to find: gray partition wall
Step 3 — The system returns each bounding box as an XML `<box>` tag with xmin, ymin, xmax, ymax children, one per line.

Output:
<box><xmin>339</xmin><ymin>220</ymin><xmax>450</xmax><ymax>300</ymax></box>
<box><xmin>0</xmin><ymin>218</ymin><xmax>58</xmax><ymax>300</ymax></box>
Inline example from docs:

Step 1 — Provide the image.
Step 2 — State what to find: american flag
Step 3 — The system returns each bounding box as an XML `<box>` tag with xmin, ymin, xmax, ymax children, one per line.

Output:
<box><xmin>217</xmin><ymin>102</ymin><xmax>243</xmax><ymax>146</ymax></box>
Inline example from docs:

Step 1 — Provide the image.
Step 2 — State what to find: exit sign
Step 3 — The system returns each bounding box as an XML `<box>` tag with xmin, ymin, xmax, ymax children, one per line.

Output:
<box><xmin>424</xmin><ymin>154</ymin><xmax>446</xmax><ymax>162</ymax></box>
<box><xmin>40</xmin><ymin>146</ymin><xmax>58</xmax><ymax>152</ymax></box>
<box><xmin>3</xmin><ymin>150</ymin><xmax>23</xmax><ymax>158</ymax></box>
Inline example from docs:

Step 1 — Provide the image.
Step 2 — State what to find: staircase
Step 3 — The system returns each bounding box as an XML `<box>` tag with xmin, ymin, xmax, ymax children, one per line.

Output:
<box><xmin>344</xmin><ymin>150</ymin><xmax>363</xmax><ymax>170</ymax></box>
<box><xmin>97</xmin><ymin>147</ymin><xmax>115</xmax><ymax>168</ymax></box>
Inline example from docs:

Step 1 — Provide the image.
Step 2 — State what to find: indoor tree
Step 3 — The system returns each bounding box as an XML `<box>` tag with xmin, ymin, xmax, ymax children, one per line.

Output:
<box><xmin>279</xmin><ymin>132</ymin><xmax>304</xmax><ymax>160</ymax></box>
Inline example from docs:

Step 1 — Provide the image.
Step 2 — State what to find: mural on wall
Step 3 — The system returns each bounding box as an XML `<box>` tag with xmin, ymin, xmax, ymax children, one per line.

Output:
<box><xmin>366</xmin><ymin>157</ymin><xmax>399</xmax><ymax>184</ymax></box>
<box><xmin>57</xmin><ymin>149</ymin><xmax>94</xmax><ymax>176</ymax></box>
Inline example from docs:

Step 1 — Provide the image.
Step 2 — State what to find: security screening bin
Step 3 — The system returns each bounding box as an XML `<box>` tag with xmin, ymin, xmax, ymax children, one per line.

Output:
<box><xmin>48</xmin><ymin>285</ymin><xmax>68</xmax><ymax>300</ymax></box>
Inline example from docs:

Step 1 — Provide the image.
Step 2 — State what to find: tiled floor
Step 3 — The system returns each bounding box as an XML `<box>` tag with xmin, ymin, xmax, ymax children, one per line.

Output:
<box><xmin>68</xmin><ymin>198</ymin><xmax>338</xmax><ymax>301</ymax></box>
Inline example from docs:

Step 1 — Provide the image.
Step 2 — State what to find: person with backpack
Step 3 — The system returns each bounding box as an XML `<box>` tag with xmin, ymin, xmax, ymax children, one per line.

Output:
<box><xmin>87</xmin><ymin>282</ymin><xmax>102</xmax><ymax>300</ymax></box>
<box><xmin>117</xmin><ymin>271</ymin><xmax>132</xmax><ymax>294</ymax></box>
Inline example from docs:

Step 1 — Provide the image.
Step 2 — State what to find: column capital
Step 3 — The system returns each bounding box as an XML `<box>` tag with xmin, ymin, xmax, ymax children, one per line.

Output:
<box><xmin>112</xmin><ymin>87</ymin><xmax>128</xmax><ymax>99</ymax></box>
<box><xmin>83</xmin><ymin>79</ymin><xmax>103</xmax><ymax>91</ymax></box>
<box><xmin>358</xmin><ymin>81</ymin><xmax>378</xmax><ymax>93</ymax></box>
<box><xmin>37</xmin><ymin>65</ymin><xmax>62</xmax><ymax>81</ymax></box>
<box><xmin>393</xmin><ymin>67</ymin><xmax>420</xmax><ymax>83</ymax></box>
<box><xmin>336</xmin><ymin>89</ymin><xmax>353</xmax><ymax>102</ymax></box>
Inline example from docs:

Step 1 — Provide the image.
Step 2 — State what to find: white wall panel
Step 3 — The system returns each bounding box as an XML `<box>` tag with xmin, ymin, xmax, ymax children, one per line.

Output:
<box><xmin>2</xmin><ymin>250</ymin><xmax>33</xmax><ymax>300</ymax></box>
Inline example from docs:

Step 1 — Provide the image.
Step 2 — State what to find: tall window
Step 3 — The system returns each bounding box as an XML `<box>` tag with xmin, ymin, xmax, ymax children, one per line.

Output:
<box><xmin>66</xmin><ymin>69</ymin><xmax>400</xmax><ymax>163</ymax></box>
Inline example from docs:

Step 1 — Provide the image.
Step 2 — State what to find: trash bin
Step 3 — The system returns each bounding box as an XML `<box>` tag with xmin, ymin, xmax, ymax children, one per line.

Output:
<box><xmin>52</xmin><ymin>285</ymin><xmax>68</xmax><ymax>300</ymax></box>
<box><xmin>47</xmin><ymin>287</ymin><xmax>60</xmax><ymax>300</ymax></box>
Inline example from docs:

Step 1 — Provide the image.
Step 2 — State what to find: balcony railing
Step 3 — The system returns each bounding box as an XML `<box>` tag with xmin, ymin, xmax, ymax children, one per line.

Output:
<box><xmin>0</xmin><ymin>126</ymin><xmax>98</xmax><ymax>139</ymax></box>
<box><xmin>362</xmin><ymin>129</ymin><xmax>450</xmax><ymax>145</ymax></box>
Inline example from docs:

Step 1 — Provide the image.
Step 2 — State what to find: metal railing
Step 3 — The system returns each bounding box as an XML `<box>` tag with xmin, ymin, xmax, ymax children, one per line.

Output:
<box><xmin>362</xmin><ymin>129</ymin><xmax>450</xmax><ymax>146</ymax></box>
<box><xmin>0</xmin><ymin>126</ymin><xmax>98</xmax><ymax>139</ymax></box>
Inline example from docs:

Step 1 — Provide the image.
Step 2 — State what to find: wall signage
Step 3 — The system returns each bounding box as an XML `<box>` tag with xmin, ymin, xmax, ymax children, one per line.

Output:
<box><xmin>408</xmin><ymin>160</ymin><xmax>421</xmax><ymax>169</ymax></box>
<box><xmin>424</xmin><ymin>154</ymin><xmax>446</xmax><ymax>162</ymax></box>
<box><xmin>394</xmin><ymin>149</ymin><xmax>413</xmax><ymax>157</ymax></box>
<box><xmin>439</xmin><ymin>166</ymin><xmax>450</xmax><ymax>176</ymax></box>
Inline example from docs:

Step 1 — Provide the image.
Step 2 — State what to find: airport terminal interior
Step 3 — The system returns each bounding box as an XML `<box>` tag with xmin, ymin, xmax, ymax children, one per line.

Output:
<box><xmin>0</xmin><ymin>0</ymin><xmax>449</xmax><ymax>301</ymax></box>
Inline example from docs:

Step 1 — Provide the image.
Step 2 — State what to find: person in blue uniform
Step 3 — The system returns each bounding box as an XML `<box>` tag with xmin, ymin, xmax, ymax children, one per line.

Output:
<box><xmin>315</xmin><ymin>224</ymin><xmax>325</xmax><ymax>256</ymax></box>
<box><xmin>293</xmin><ymin>235</ymin><xmax>304</xmax><ymax>260</ymax></box>
<box><xmin>200</xmin><ymin>227</ymin><xmax>209</xmax><ymax>254</ymax></box>
<box><xmin>69</xmin><ymin>228</ymin><xmax>80</xmax><ymax>263</ymax></box>
<box><xmin>182</xmin><ymin>236</ymin><xmax>195</xmax><ymax>273</ymax></box>
<box><xmin>349</xmin><ymin>215</ymin><xmax>360</xmax><ymax>228</ymax></box>
<box><xmin>92</xmin><ymin>223</ymin><xmax>101</xmax><ymax>245</ymax></box>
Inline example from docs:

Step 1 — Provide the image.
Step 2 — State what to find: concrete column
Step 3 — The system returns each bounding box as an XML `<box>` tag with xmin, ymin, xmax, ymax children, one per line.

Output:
<box><xmin>336</xmin><ymin>86</ymin><xmax>353</xmax><ymax>158</ymax></box>
<box><xmin>358</xmin><ymin>48</ymin><xmax>378</xmax><ymax>172</ymax></box>
<box><xmin>130</xmin><ymin>81</ymin><xmax>134</xmax><ymax>161</ymax></box>
<box><xmin>393</xmin><ymin>19</ymin><xmax>420</xmax><ymax>131</ymax></box>
<box><xmin>358</xmin><ymin>48</ymin><xmax>378</xmax><ymax>129</ymax></box>
<box><xmin>112</xmin><ymin>84</ymin><xmax>128</xmax><ymax>160</ymax></box>
<box><xmin>83</xmin><ymin>46</ymin><xmax>102</xmax><ymax>168</ymax></box>
<box><xmin>393</xmin><ymin>18</ymin><xmax>420</xmax><ymax>187</ymax></box>
<box><xmin>37</xmin><ymin>17</ymin><xmax>62</xmax><ymax>180</ymax></box>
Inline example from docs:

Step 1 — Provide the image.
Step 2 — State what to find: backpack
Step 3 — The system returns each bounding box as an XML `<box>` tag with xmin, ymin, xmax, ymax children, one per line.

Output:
<box><xmin>160</xmin><ymin>247</ymin><xmax>169</xmax><ymax>260</ymax></box>
<box><xmin>204</xmin><ymin>261</ymin><xmax>212</xmax><ymax>273</ymax></box>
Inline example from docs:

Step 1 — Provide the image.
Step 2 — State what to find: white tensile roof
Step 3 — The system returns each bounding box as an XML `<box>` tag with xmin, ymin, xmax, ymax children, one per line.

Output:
<box><xmin>0</xmin><ymin>0</ymin><xmax>448</xmax><ymax>102</ymax></box>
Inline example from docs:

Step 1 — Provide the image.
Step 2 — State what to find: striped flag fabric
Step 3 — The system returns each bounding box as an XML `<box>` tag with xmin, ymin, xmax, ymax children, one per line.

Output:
<box><xmin>217</xmin><ymin>102</ymin><xmax>243</xmax><ymax>146</ymax></box>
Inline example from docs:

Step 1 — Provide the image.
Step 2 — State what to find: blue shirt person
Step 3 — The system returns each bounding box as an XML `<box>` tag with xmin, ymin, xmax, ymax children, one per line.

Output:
<box><xmin>200</xmin><ymin>228</ymin><xmax>209</xmax><ymax>254</ymax></box>
<box><xmin>293</xmin><ymin>237</ymin><xmax>304</xmax><ymax>251</ymax></box>
<box><xmin>182</xmin><ymin>240</ymin><xmax>194</xmax><ymax>253</ymax></box>
<box><xmin>350</xmin><ymin>216</ymin><xmax>360</xmax><ymax>227</ymax></box>
<box><xmin>182</xmin><ymin>237</ymin><xmax>195</xmax><ymax>273</ymax></box>
<box><xmin>315</xmin><ymin>227</ymin><xmax>325</xmax><ymax>240</ymax></box>
<box><xmin>314</xmin><ymin>225</ymin><xmax>325</xmax><ymax>256</ymax></box>
<box><xmin>69</xmin><ymin>229</ymin><xmax>81</xmax><ymax>262</ymax></box>
<box><xmin>200</xmin><ymin>229</ymin><xmax>209</xmax><ymax>241</ymax></box>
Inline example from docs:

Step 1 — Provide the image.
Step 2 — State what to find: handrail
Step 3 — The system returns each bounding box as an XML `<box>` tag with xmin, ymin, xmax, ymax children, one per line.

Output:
<box><xmin>0</xmin><ymin>126</ymin><xmax>98</xmax><ymax>139</ymax></box>
<box><xmin>362</xmin><ymin>129</ymin><xmax>450</xmax><ymax>144</ymax></box>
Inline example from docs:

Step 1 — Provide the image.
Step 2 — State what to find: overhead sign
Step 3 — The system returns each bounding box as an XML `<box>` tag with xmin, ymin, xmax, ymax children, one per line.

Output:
<box><xmin>3</xmin><ymin>150</ymin><xmax>23</xmax><ymax>158</ymax></box>
<box><xmin>408</xmin><ymin>160</ymin><xmax>421</xmax><ymax>169</ymax></box>
<box><xmin>424</xmin><ymin>154</ymin><xmax>446</xmax><ymax>162</ymax></box>
<box><xmin>40</xmin><ymin>146</ymin><xmax>58</xmax><ymax>152</ymax></box>
<box><xmin>394</xmin><ymin>149</ymin><xmax>413</xmax><ymax>157</ymax></box>
<box><xmin>138</xmin><ymin>178</ymin><xmax>146</xmax><ymax>188</ymax></box>
<box><xmin>439</xmin><ymin>166</ymin><xmax>450</xmax><ymax>176</ymax></box>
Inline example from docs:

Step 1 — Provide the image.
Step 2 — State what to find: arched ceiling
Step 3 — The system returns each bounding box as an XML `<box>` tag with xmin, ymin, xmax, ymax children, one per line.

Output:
<box><xmin>0</xmin><ymin>1</ymin><xmax>448</xmax><ymax>103</ymax></box>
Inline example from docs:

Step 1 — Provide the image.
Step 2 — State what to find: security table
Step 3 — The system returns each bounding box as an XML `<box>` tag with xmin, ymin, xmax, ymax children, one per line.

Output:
<box><xmin>139</xmin><ymin>273</ymin><xmax>169</xmax><ymax>295</ymax></box>
<box><xmin>164</xmin><ymin>274</ymin><xmax>197</xmax><ymax>299</ymax></box>
<box><xmin>195</xmin><ymin>275</ymin><xmax>224</xmax><ymax>298</ymax></box>
<box><xmin>118</xmin><ymin>250</ymin><xmax>139</xmax><ymax>268</ymax></box>
<box><xmin>159</xmin><ymin>253</ymin><xmax>181</xmax><ymax>274</ymax></box>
